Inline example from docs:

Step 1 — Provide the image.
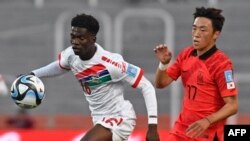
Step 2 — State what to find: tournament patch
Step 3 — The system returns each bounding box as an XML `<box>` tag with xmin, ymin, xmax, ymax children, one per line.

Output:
<box><xmin>227</xmin><ymin>82</ymin><xmax>235</xmax><ymax>89</ymax></box>
<box><xmin>127</xmin><ymin>64</ymin><xmax>138</xmax><ymax>78</ymax></box>
<box><xmin>224</xmin><ymin>70</ymin><xmax>233</xmax><ymax>82</ymax></box>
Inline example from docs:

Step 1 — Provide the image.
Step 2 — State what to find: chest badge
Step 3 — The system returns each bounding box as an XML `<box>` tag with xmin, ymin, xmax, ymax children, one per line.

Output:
<box><xmin>91</xmin><ymin>75</ymin><xmax>100</xmax><ymax>83</ymax></box>
<box><xmin>197</xmin><ymin>71</ymin><xmax>204</xmax><ymax>85</ymax></box>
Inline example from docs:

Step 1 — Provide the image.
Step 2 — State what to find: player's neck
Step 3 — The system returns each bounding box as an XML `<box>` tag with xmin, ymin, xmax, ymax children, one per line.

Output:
<box><xmin>79</xmin><ymin>45</ymin><xmax>97</xmax><ymax>60</ymax></box>
<box><xmin>197</xmin><ymin>43</ymin><xmax>215</xmax><ymax>56</ymax></box>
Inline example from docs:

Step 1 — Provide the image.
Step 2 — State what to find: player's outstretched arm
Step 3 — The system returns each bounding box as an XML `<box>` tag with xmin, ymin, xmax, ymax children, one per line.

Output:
<box><xmin>31</xmin><ymin>61</ymin><xmax>69</xmax><ymax>78</ymax></box>
<box><xmin>137</xmin><ymin>76</ymin><xmax>160</xmax><ymax>141</ymax></box>
<box><xmin>154</xmin><ymin>44</ymin><xmax>173</xmax><ymax>88</ymax></box>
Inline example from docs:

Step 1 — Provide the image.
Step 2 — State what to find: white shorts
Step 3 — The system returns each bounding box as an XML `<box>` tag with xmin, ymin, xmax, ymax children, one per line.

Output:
<box><xmin>95</xmin><ymin>116</ymin><xmax>136</xmax><ymax>141</ymax></box>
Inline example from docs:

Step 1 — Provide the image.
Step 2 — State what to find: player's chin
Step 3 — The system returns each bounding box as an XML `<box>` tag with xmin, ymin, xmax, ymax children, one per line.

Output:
<box><xmin>192</xmin><ymin>44</ymin><xmax>200</xmax><ymax>49</ymax></box>
<box><xmin>73</xmin><ymin>51</ymin><xmax>80</xmax><ymax>55</ymax></box>
<box><xmin>72</xmin><ymin>48</ymin><xmax>81</xmax><ymax>55</ymax></box>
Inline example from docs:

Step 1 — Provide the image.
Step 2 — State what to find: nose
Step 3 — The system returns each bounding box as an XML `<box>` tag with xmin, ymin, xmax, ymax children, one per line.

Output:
<box><xmin>71</xmin><ymin>39</ymin><xmax>77</xmax><ymax>44</ymax></box>
<box><xmin>193</xmin><ymin>30</ymin><xmax>200</xmax><ymax>38</ymax></box>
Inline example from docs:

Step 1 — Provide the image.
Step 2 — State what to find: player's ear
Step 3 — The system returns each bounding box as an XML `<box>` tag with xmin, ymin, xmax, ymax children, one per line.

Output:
<box><xmin>90</xmin><ymin>35</ymin><xmax>96</xmax><ymax>43</ymax></box>
<box><xmin>213</xmin><ymin>31</ymin><xmax>220</xmax><ymax>40</ymax></box>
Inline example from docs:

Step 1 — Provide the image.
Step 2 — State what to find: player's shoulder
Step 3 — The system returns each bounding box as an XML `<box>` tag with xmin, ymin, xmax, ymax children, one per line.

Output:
<box><xmin>214</xmin><ymin>49</ymin><xmax>232</xmax><ymax>61</ymax></box>
<box><xmin>59</xmin><ymin>46</ymin><xmax>77</xmax><ymax>63</ymax></box>
<box><xmin>59</xmin><ymin>46</ymin><xmax>75</xmax><ymax>58</ymax></box>
<box><xmin>206</xmin><ymin>48</ymin><xmax>234</xmax><ymax>71</ymax></box>
<box><xmin>100</xmin><ymin>52</ymin><xmax>124</xmax><ymax>67</ymax></box>
<box><xmin>182</xmin><ymin>45</ymin><xmax>194</xmax><ymax>53</ymax></box>
<box><xmin>98</xmin><ymin>46</ymin><xmax>125</xmax><ymax>71</ymax></box>
<box><xmin>98</xmin><ymin>45</ymin><xmax>124</xmax><ymax>62</ymax></box>
<box><xmin>177</xmin><ymin>45</ymin><xmax>194</xmax><ymax>59</ymax></box>
<box><xmin>62</xmin><ymin>46</ymin><xmax>74</xmax><ymax>54</ymax></box>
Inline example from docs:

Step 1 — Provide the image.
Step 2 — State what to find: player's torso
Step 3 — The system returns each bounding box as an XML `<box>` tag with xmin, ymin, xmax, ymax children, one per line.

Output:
<box><xmin>180</xmin><ymin>48</ymin><xmax>224</xmax><ymax>117</ymax></box>
<box><xmin>71</xmin><ymin>56</ymin><xmax>112</xmax><ymax>95</ymax></box>
<box><xmin>67</xmin><ymin>47</ymin><xmax>129</xmax><ymax>116</ymax></box>
<box><xmin>173</xmin><ymin>47</ymin><xmax>234</xmax><ymax>139</ymax></box>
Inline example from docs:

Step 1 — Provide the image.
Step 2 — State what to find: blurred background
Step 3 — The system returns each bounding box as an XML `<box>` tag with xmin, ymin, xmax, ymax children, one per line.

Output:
<box><xmin>0</xmin><ymin>0</ymin><xmax>249</xmax><ymax>140</ymax></box>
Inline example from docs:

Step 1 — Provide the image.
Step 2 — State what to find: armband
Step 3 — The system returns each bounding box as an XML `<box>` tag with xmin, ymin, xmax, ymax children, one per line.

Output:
<box><xmin>149</xmin><ymin>115</ymin><xmax>158</xmax><ymax>124</ymax></box>
<box><xmin>158</xmin><ymin>62</ymin><xmax>168</xmax><ymax>71</ymax></box>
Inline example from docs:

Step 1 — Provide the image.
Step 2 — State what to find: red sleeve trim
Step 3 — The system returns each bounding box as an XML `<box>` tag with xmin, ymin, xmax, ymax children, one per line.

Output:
<box><xmin>221</xmin><ymin>89</ymin><xmax>238</xmax><ymax>97</ymax></box>
<box><xmin>58</xmin><ymin>53</ymin><xmax>71</xmax><ymax>70</ymax></box>
<box><xmin>132</xmin><ymin>69</ymin><xmax>144</xmax><ymax>88</ymax></box>
<box><xmin>166</xmin><ymin>69</ymin><xmax>176</xmax><ymax>80</ymax></box>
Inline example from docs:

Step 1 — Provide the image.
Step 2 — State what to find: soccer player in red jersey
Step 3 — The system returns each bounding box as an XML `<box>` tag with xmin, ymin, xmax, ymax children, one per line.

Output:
<box><xmin>154</xmin><ymin>7</ymin><xmax>238</xmax><ymax>141</ymax></box>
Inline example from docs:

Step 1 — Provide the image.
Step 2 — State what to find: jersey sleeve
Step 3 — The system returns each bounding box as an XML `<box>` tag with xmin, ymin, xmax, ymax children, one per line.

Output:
<box><xmin>167</xmin><ymin>52</ymin><xmax>183</xmax><ymax>81</ymax></box>
<box><xmin>105</xmin><ymin>55</ymin><xmax>144</xmax><ymax>88</ymax></box>
<box><xmin>123</xmin><ymin>63</ymin><xmax>144</xmax><ymax>88</ymax></box>
<box><xmin>58</xmin><ymin>47</ymin><xmax>72</xmax><ymax>70</ymax></box>
<box><xmin>214</xmin><ymin>59</ymin><xmax>238</xmax><ymax>97</ymax></box>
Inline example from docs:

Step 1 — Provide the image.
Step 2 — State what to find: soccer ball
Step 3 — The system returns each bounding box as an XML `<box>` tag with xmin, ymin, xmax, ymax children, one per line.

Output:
<box><xmin>10</xmin><ymin>75</ymin><xmax>45</xmax><ymax>109</ymax></box>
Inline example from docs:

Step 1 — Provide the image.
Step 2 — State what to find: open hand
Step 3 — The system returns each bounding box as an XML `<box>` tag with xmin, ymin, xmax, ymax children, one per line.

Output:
<box><xmin>154</xmin><ymin>44</ymin><xmax>172</xmax><ymax>64</ymax></box>
<box><xmin>186</xmin><ymin>118</ymin><xmax>211</xmax><ymax>138</ymax></box>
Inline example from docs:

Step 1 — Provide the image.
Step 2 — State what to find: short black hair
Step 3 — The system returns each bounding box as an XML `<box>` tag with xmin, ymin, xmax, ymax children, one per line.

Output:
<box><xmin>71</xmin><ymin>13</ymin><xmax>99</xmax><ymax>35</ymax></box>
<box><xmin>193</xmin><ymin>7</ymin><xmax>225</xmax><ymax>32</ymax></box>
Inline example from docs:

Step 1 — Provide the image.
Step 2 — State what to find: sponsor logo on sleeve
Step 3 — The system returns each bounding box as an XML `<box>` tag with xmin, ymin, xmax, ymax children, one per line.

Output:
<box><xmin>127</xmin><ymin>64</ymin><xmax>138</xmax><ymax>78</ymax></box>
<box><xmin>102</xmin><ymin>56</ymin><xmax>126</xmax><ymax>73</ymax></box>
<box><xmin>224</xmin><ymin>70</ymin><xmax>235</xmax><ymax>89</ymax></box>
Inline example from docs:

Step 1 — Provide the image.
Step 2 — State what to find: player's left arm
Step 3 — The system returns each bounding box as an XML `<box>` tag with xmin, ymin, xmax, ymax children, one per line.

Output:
<box><xmin>206</xmin><ymin>95</ymin><xmax>238</xmax><ymax>124</ymax></box>
<box><xmin>110</xmin><ymin>57</ymin><xmax>159</xmax><ymax>140</ymax></box>
<box><xmin>206</xmin><ymin>62</ymin><xmax>239</xmax><ymax>125</ymax></box>
<box><xmin>137</xmin><ymin>76</ymin><xmax>159</xmax><ymax>141</ymax></box>
<box><xmin>186</xmin><ymin>95</ymin><xmax>238</xmax><ymax>138</ymax></box>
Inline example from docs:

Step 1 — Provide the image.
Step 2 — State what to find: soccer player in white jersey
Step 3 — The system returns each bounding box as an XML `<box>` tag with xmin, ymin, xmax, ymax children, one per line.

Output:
<box><xmin>29</xmin><ymin>13</ymin><xmax>160</xmax><ymax>141</ymax></box>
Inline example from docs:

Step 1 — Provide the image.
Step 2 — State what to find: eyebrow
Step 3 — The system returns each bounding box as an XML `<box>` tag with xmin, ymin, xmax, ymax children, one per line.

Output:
<box><xmin>193</xmin><ymin>25</ymin><xmax>207</xmax><ymax>29</ymax></box>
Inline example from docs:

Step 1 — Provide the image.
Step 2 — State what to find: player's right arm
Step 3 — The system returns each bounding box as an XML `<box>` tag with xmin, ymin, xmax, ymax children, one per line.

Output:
<box><xmin>31</xmin><ymin>61</ymin><xmax>69</xmax><ymax>78</ymax></box>
<box><xmin>154</xmin><ymin>44</ymin><xmax>173</xmax><ymax>88</ymax></box>
<box><xmin>31</xmin><ymin>47</ymin><xmax>72</xmax><ymax>78</ymax></box>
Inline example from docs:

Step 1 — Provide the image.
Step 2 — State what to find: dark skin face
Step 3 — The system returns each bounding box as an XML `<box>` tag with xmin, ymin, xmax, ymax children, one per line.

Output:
<box><xmin>70</xmin><ymin>26</ymin><xmax>97</xmax><ymax>60</ymax></box>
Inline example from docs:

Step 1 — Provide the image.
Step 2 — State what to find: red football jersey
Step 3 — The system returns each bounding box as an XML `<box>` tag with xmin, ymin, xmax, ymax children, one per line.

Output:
<box><xmin>167</xmin><ymin>45</ymin><xmax>238</xmax><ymax>140</ymax></box>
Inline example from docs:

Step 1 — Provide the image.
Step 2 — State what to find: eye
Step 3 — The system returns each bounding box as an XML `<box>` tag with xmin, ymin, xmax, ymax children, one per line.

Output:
<box><xmin>79</xmin><ymin>37</ymin><xmax>85</xmax><ymax>40</ymax></box>
<box><xmin>71</xmin><ymin>34</ymin><xmax>85</xmax><ymax>41</ymax></box>
<box><xmin>200</xmin><ymin>27</ymin><xmax>207</xmax><ymax>32</ymax></box>
<box><xmin>200</xmin><ymin>28</ymin><xmax>205</xmax><ymax>32</ymax></box>
<box><xmin>70</xmin><ymin>33</ymin><xmax>76</xmax><ymax>38</ymax></box>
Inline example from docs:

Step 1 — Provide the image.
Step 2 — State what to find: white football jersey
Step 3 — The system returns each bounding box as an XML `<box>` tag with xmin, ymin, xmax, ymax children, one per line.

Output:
<box><xmin>59</xmin><ymin>43</ymin><xmax>144</xmax><ymax>120</ymax></box>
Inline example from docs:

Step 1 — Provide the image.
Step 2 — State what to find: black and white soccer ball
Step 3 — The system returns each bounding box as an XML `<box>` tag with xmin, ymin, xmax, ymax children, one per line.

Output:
<box><xmin>10</xmin><ymin>75</ymin><xmax>45</xmax><ymax>109</ymax></box>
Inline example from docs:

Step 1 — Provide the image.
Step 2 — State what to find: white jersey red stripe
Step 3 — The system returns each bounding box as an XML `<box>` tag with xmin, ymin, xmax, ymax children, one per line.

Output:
<box><xmin>59</xmin><ymin>43</ymin><xmax>144</xmax><ymax>120</ymax></box>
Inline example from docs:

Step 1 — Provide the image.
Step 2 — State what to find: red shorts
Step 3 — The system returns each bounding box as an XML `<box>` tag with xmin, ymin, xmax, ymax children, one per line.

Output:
<box><xmin>166</xmin><ymin>132</ymin><xmax>218</xmax><ymax>141</ymax></box>
<box><xmin>166</xmin><ymin>132</ymin><xmax>191</xmax><ymax>141</ymax></box>
<box><xmin>167</xmin><ymin>122</ymin><xmax>224</xmax><ymax>141</ymax></box>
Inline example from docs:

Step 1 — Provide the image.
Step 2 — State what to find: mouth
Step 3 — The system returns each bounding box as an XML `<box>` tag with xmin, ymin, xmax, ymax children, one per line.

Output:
<box><xmin>193</xmin><ymin>39</ymin><xmax>199</xmax><ymax>42</ymax></box>
<box><xmin>193</xmin><ymin>39</ymin><xmax>200</xmax><ymax>45</ymax></box>
<box><xmin>72</xmin><ymin>46</ymin><xmax>81</xmax><ymax>53</ymax></box>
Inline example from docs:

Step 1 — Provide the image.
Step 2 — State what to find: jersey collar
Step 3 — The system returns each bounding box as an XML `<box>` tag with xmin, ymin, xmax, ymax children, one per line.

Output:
<box><xmin>191</xmin><ymin>45</ymin><xmax>218</xmax><ymax>60</ymax></box>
